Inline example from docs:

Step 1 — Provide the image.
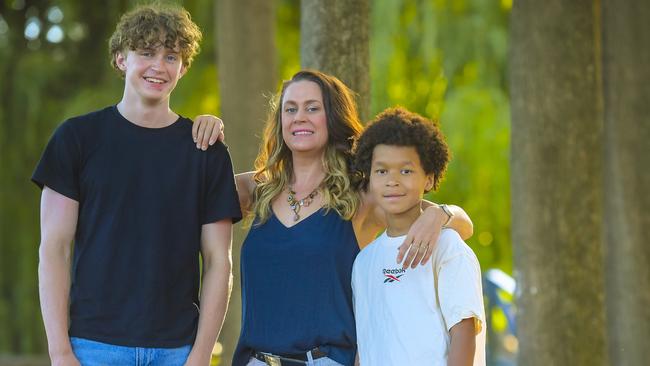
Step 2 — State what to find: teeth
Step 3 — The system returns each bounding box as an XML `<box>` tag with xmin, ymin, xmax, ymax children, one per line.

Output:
<box><xmin>145</xmin><ymin>77</ymin><xmax>165</xmax><ymax>84</ymax></box>
<box><xmin>293</xmin><ymin>131</ymin><xmax>313</xmax><ymax>135</ymax></box>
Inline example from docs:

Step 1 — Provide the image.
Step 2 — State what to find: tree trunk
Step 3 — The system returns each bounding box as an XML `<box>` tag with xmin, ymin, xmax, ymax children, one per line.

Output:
<box><xmin>510</xmin><ymin>1</ymin><xmax>607</xmax><ymax>364</ymax></box>
<box><xmin>300</xmin><ymin>0</ymin><xmax>370</xmax><ymax>120</ymax></box>
<box><xmin>602</xmin><ymin>1</ymin><xmax>650</xmax><ymax>364</ymax></box>
<box><xmin>216</xmin><ymin>0</ymin><xmax>276</xmax><ymax>363</ymax></box>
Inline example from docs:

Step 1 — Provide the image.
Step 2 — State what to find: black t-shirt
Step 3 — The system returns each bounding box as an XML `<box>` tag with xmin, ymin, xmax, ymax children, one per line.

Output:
<box><xmin>32</xmin><ymin>106</ymin><xmax>242</xmax><ymax>347</ymax></box>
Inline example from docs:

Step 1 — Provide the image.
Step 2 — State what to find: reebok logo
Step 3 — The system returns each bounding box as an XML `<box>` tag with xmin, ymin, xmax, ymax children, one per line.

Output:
<box><xmin>383</xmin><ymin>268</ymin><xmax>406</xmax><ymax>283</ymax></box>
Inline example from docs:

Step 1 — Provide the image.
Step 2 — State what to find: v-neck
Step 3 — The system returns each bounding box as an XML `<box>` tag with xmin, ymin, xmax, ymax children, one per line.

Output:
<box><xmin>271</xmin><ymin>206</ymin><xmax>325</xmax><ymax>229</ymax></box>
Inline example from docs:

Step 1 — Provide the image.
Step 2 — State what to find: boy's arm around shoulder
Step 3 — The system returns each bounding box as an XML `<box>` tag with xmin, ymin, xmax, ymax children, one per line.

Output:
<box><xmin>186</xmin><ymin>219</ymin><xmax>233</xmax><ymax>365</ymax></box>
<box><xmin>39</xmin><ymin>187</ymin><xmax>81</xmax><ymax>365</ymax></box>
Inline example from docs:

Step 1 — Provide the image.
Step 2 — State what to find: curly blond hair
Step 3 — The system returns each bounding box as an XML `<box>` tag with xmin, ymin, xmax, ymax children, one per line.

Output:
<box><xmin>250</xmin><ymin>70</ymin><xmax>364</xmax><ymax>225</ymax></box>
<box><xmin>108</xmin><ymin>3</ymin><xmax>202</xmax><ymax>76</ymax></box>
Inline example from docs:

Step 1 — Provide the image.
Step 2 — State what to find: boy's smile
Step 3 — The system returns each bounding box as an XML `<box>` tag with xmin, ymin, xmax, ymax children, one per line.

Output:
<box><xmin>370</xmin><ymin>144</ymin><xmax>434</xmax><ymax>234</ymax></box>
<box><xmin>116</xmin><ymin>44</ymin><xmax>186</xmax><ymax>104</ymax></box>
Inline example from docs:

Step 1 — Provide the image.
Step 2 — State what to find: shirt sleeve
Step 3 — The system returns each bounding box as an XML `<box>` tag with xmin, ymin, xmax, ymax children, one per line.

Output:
<box><xmin>31</xmin><ymin>121</ymin><xmax>81</xmax><ymax>201</ymax></box>
<box><xmin>202</xmin><ymin>142</ymin><xmax>243</xmax><ymax>225</ymax></box>
<box><xmin>436</xmin><ymin>235</ymin><xmax>485</xmax><ymax>334</ymax></box>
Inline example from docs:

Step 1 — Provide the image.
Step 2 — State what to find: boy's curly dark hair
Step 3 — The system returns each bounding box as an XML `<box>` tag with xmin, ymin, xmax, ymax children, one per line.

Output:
<box><xmin>353</xmin><ymin>106</ymin><xmax>450</xmax><ymax>192</ymax></box>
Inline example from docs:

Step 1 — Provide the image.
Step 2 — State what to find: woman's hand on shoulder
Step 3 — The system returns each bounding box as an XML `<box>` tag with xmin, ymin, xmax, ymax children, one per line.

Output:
<box><xmin>192</xmin><ymin>114</ymin><xmax>225</xmax><ymax>150</ymax></box>
<box><xmin>396</xmin><ymin>204</ymin><xmax>449</xmax><ymax>269</ymax></box>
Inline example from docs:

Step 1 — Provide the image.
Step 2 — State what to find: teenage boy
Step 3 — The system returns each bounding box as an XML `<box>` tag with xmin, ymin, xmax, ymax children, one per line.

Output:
<box><xmin>32</xmin><ymin>4</ymin><xmax>241</xmax><ymax>365</ymax></box>
<box><xmin>351</xmin><ymin>107</ymin><xmax>486</xmax><ymax>365</ymax></box>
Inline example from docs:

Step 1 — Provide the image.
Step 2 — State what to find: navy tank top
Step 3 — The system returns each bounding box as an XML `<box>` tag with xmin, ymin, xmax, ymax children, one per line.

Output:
<box><xmin>233</xmin><ymin>208</ymin><xmax>359</xmax><ymax>366</ymax></box>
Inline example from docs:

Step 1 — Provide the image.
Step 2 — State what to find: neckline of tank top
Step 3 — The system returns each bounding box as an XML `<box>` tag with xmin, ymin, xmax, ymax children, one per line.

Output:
<box><xmin>270</xmin><ymin>206</ymin><xmax>327</xmax><ymax>229</ymax></box>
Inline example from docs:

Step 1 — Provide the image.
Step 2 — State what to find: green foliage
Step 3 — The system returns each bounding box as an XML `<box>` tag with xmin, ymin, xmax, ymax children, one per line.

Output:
<box><xmin>0</xmin><ymin>0</ymin><xmax>512</xmax><ymax>355</ymax></box>
<box><xmin>371</xmin><ymin>0</ymin><xmax>512</xmax><ymax>271</ymax></box>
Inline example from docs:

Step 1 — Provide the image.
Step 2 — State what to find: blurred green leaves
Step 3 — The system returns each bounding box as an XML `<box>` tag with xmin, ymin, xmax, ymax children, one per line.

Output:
<box><xmin>0</xmin><ymin>0</ymin><xmax>511</xmax><ymax>354</ymax></box>
<box><xmin>371</xmin><ymin>0</ymin><xmax>511</xmax><ymax>271</ymax></box>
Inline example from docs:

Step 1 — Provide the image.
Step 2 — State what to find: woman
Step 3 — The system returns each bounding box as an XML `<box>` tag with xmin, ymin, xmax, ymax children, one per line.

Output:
<box><xmin>195</xmin><ymin>70</ymin><xmax>472</xmax><ymax>366</ymax></box>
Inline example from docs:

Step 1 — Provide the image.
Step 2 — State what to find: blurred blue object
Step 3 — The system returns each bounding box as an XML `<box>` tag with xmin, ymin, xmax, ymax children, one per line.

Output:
<box><xmin>484</xmin><ymin>268</ymin><xmax>517</xmax><ymax>366</ymax></box>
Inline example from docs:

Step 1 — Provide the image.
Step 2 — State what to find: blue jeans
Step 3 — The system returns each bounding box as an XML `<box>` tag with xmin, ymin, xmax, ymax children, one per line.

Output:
<box><xmin>70</xmin><ymin>337</ymin><xmax>191</xmax><ymax>366</ymax></box>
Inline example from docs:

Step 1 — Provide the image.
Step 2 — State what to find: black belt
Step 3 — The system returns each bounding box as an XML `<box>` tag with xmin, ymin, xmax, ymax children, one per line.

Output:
<box><xmin>253</xmin><ymin>347</ymin><xmax>327</xmax><ymax>365</ymax></box>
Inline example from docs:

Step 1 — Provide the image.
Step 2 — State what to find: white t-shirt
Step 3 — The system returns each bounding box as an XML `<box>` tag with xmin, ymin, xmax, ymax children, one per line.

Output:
<box><xmin>352</xmin><ymin>229</ymin><xmax>486</xmax><ymax>366</ymax></box>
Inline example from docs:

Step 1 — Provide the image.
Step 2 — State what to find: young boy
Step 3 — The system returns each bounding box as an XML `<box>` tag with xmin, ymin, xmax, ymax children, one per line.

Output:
<box><xmin>352</xmin><ymin>107</ymin><xmax>486</xmax><ymax>365</ymax></box>
<box><xmin>32</xmin><ymin>4</ymin><xmax>241</xmax><ymax>365</ymax></box>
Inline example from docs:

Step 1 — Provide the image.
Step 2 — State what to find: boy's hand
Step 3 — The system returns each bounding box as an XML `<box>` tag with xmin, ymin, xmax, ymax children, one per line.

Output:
<box><xmin>396</xmin><ymin>205</ymin><xmax>447</xmax><ymax>269</ymax></box>
<box><xmin>50</xmin><ymin>352</ymin><xmax>81</xmax><ymax>366</ymax></box>
<box><xmin>192</xmin><ymin>115</ymin><xmax>224</xmax><ymax>150</ymax></box>
<box><xmin>183</xmin><ymin>352</ymin><xmax>210</xmax><ymax>366</ymax></box>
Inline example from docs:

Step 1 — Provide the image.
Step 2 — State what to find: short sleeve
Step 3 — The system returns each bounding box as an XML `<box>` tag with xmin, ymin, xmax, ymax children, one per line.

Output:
<box><xmin>203</xmin><ymin>142</ymin><xmax>242</xmax><ymax>225</ymax></box>
<box><xmin>31</xmin><ymin>121</ymin><xmax>81</xmax><ymax>201</ymax></box>
<box><xmin>436</xmin><ymin>237</ymin><xmax>485</xmax><ymax>334</ymax></box>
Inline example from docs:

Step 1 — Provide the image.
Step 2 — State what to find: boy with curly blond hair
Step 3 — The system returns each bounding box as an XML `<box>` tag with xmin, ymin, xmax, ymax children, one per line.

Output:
<box><xmin>32</xmin><ymin>4</ymin><xmax>241</xmax><ymax>365</ymax></box>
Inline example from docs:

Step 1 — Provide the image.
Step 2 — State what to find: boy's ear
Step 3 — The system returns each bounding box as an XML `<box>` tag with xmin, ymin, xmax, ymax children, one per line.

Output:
<box><xmin>424</xmin><ymin>174</ymin><xmax>435</xmax><ymax>192</ymax></box>
<box><xmin>115</xmin><ymin>52</ymin><xmax>127</xmax><ymax>71</ymax></box>
<box><xmin>179</xmin><ymin>64</ymin><xmax>188</xmax><ymax>78</ymax></box>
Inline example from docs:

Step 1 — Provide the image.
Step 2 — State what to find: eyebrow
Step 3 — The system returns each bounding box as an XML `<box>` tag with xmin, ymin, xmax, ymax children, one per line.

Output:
<box><xmin>283</xmin><ymin>99</ymin><xmax>322</xmax><ymax>105</ymax></box>
<box><xmin>372</xmin><ymin>160</ymin><xmax>416</xmax><ymax>166</ymax></box>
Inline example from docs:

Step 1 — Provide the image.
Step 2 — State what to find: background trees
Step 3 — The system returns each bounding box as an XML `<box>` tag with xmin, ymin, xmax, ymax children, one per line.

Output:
<box><xmin>0</xmin><ymin>0</ymin><xmax>508</xmax><ymax>359</ymax></box>
<box><xmin>510</xmin><ymin>1</ymin><xmax>607</xmax><ymax>364</ymax></box>
<box><xmin>1</xmin><ymin>0</ymin><xmax>647</xmax><ymax>365</ymax></box>
<box><xmin>511</xmin><ymin>0</ymin><xmax>650</xmax><ymax>364</ymax></box>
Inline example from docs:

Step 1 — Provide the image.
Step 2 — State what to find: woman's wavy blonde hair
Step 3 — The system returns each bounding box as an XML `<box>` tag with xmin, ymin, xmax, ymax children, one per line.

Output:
<box><xmin>250</xmin><ymin>70</ymin><xmax>364</xmax><ymax>225</ymax></box>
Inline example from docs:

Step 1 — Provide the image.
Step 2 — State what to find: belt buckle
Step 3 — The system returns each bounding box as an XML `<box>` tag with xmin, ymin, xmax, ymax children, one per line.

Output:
<box><xmin>263</xmin><ymin>353</ymin><xmax>282</xmax><ymax>366</ymax></box>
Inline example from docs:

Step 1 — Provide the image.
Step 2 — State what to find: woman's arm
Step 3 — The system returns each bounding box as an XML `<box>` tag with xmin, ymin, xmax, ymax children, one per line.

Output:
<box><xmin>444</xmin><ymin>204</ymin><xmax>474</xmax><ymax>240</ymax></box>
<box><xmin>235</xmin><ymin>172</ymin><xmax>256</xmax><ymax>216</ymax></box>
<box><xmin>354</xmin><ymin>192</ymin><xmax>473</xmax><ymax>268</ymax></box>
<box><xmin>396</xmin><ymin>202</ymin><xmax>473</xmax><ymax>268</ymax></box>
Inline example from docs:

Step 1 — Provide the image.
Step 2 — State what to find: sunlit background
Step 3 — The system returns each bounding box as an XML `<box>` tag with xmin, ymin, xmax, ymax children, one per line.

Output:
<box><xmin>0</xmin><ymin>0</ymin><xmax>515</xmax><ymax>365</ymax></box>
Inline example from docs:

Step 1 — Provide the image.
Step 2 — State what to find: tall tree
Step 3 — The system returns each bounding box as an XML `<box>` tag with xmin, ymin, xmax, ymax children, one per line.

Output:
<box><xmin>300</xmin><ymin>0</ymin><xmax>370</xmax><ymax>120</ymax></box>
<box><xmin>602</xmin><ymin>1</ymin><xmax>650</xmax><ymax>364</ymax></box>
<box><xmin>216</xmin><ymin>0</ymin><xmax>277</xmax><ymax>363</ymax></box>
<box><xmin>510</xmin><ymin>1</ymin><xmax>608</xmax><ymax>364</ymax></box>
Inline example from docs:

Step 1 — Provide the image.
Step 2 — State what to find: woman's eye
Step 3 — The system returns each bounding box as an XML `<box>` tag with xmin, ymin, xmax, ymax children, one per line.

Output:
<box><xmin>284</xmin><ymin>107</ymin><xmax>297</xmax><ymax>113</ymax></box>
<box><xmin>307</xmin><ymin>106</ymin><xmax>320</xmax><ymax>112</ymax></box>
<box><xmin>401</xmin><ymin>169</ymin><xmax>413</xmax><ymax>174</ymax></box>
<box><xmin>374</xmin><ymin>169</ymin><xmax>387</xmax><ymax>175</ymax></box>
